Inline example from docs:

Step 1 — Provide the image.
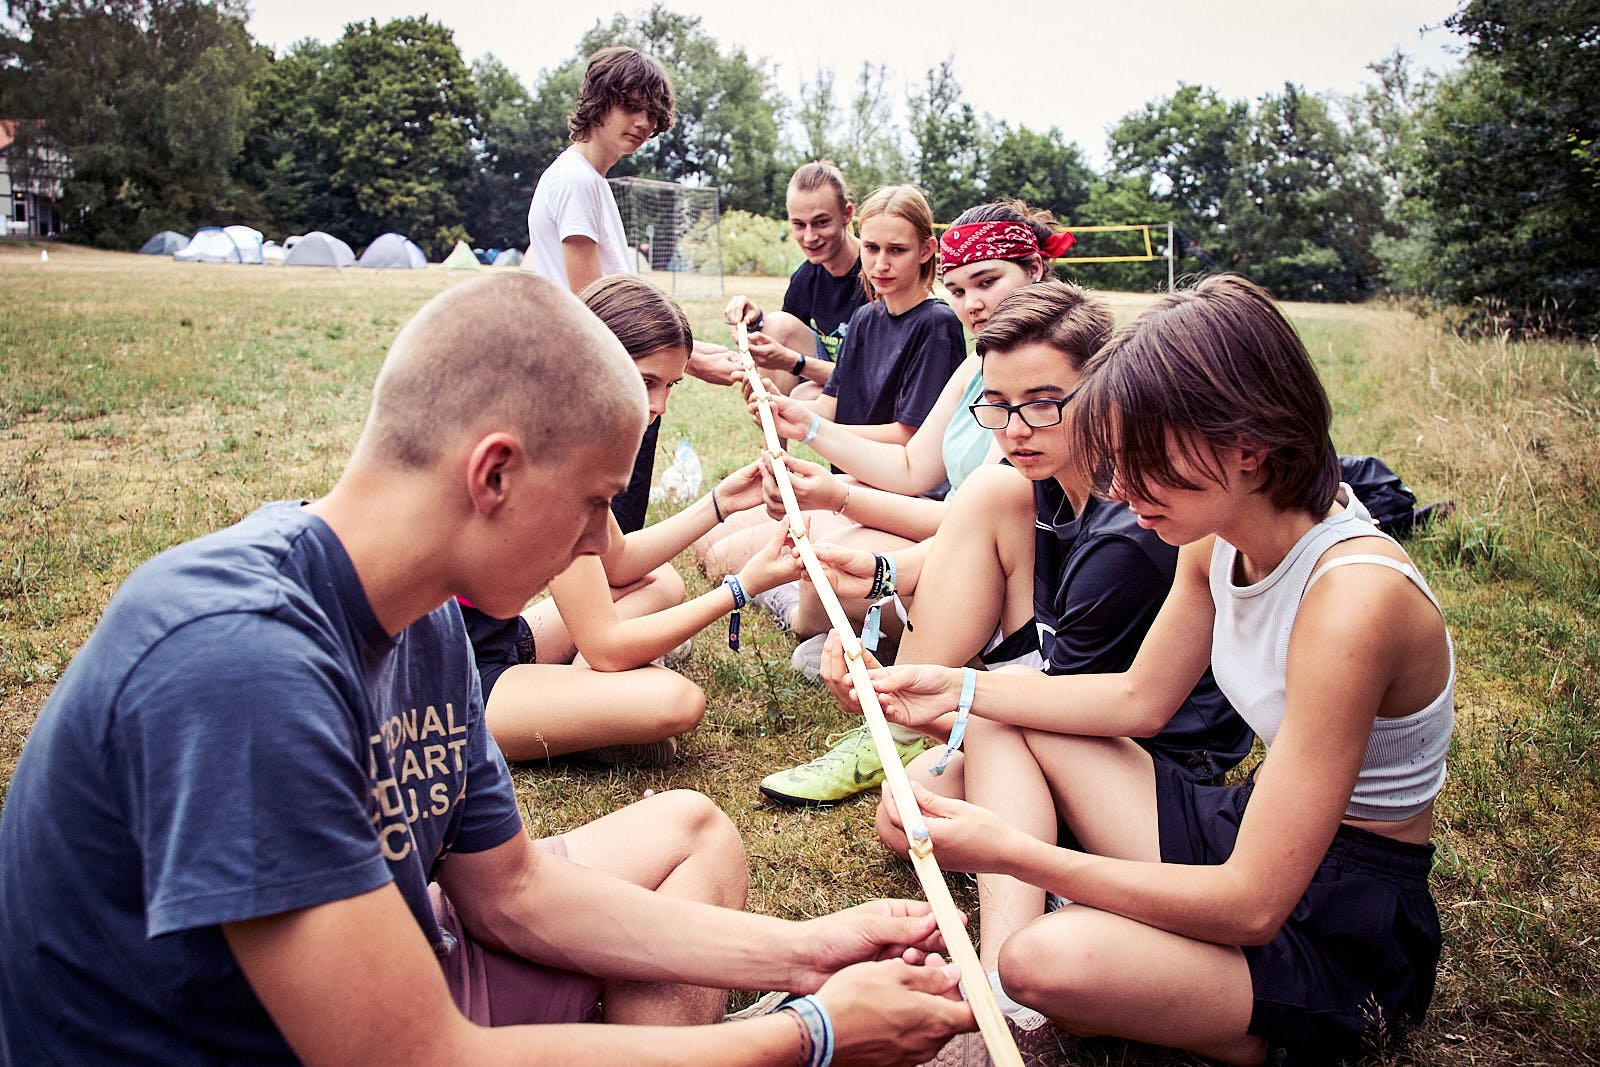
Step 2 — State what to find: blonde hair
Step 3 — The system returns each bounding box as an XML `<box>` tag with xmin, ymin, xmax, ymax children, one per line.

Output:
<box><xmin>856</xmin><ymin>184</ymin><xmax>937</xmax><ymax>302</ymax></box>
<box><xmin>788</xmin><ymin>160</ymin><xmax>853</xmax><ymax>216</ymax></box>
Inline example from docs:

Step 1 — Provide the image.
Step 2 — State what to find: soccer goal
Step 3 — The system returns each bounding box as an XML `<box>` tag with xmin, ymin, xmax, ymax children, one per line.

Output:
<box><xmin>1051</xmin><ymin>223</ymin><xmax>1177</xmax><ymax>290</ymax></box>
<box><xmin>608</xmin><ymin>176</ymin><xmax>724</xmax><ymax>301</ymax></box>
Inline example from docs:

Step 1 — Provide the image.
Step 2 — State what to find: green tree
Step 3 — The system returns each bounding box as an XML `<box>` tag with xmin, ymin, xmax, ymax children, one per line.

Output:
<box><xmin>984</xmin><ymin>123</ymin><xmax>1093</xmax><ymax>220</ymax></box>
<box><xmin>1069</xmin><ymin>174</ymin><xmax>1171</xmax><ymax>292</ymax></box>
<box><xmin>235</xmin><ymin>39</ymin><xmax>339</xmax><ymax>236</ymax></box>
<box><xmin>0</xmin><ymin>0</ymin><xmax>261</xmax><ymax>247</ymax></box>
<box><xmin>907</xmin><ymin>58</ymin><xmax>981</xmax><ymax>222</ymax></box>
<box><xmin>1107</xmin><ymin>83</ymin><xmax>1247</xmax><ymax>243</ymax></box>
<box><xmin>463</xmin><ymin>54</ymin><xmax>556</xmax><ymax>248</ymax></box>
<box><xmin>1221</xmin><ymin>83</ymin><xmax>1386</xmax><ymax>301</ymax></box>
<box><xmin>1408</xmin><ymin>0</ymin><xmax>1600</xmax><ymax>335</ymax></box>
<box><xmin>321</xmin><ymin>17</ymin><xmax>479</xmax><ymax>257</ymax></box>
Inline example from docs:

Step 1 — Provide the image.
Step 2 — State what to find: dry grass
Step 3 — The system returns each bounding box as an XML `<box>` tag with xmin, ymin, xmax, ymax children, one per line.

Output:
<box><xmin>2</xmin><ymin>244</ymin><xmax>1597</xmax><ymax>1064</ymax></box>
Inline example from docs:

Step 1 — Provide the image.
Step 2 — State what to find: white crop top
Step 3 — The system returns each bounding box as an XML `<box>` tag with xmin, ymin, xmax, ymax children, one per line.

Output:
<box><xmin>1209</xmin><ymin>487</ymin><xmax>1455</xmax><ymax>820</ymax></box>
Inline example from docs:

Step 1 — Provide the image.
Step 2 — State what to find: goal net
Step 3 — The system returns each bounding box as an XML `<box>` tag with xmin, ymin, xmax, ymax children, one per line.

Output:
<box><xmin>608</xmin><ymin>176</ymin><xmax>724</xmax><ymax>302</ymax></box>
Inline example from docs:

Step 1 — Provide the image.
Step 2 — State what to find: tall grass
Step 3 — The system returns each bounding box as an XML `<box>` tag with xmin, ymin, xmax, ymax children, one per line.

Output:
<box><xmin>1</xmin><ymin>245</ymin><xmax>1596</xmax><ymax>1063</ymax></box>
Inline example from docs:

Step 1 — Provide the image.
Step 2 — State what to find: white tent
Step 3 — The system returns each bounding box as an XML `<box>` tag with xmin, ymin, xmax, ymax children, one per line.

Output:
<box><xmin>284</xmin><ymin>230</ymin><xmax>355</xmax><ymax>267</ymax></box>
<box><xmin>224</xmin><ymin>225</ymin><xmax>264</xmax><ymax>264</ymax></box>
<box><xmin>491</xmin><ymin>248</ymin><xmax>524</xmax><ymax>268</ymax></box>
<box><xmin>174</xmin><ymin>226</ymin><xmax>244</xmax><ymax>263</ymax></box>
<box><xmin>358</xmin><ymin>232</ymin><xmax>428</xmax><ymax>269</ymax></box>
<box><xmin>261</xmin><ymin>240</ymin><xmax>287</xmax><ymax>265</ymax></box>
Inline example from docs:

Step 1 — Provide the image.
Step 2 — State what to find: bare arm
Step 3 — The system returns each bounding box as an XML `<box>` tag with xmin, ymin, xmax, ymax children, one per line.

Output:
<box><xmin>552</xmin><ymin>525</ymin><xmax>801</xmax><ymax>670</ymax></box>
<box><xmin>866</xmin><ymin>540</ymin><xmax>1218</xmax><ymax>737</ymax></box>
<box><xmin>811</xmin><ymin>356</ymin><xmax>977</xmax><ymax>495</ymax></box>
<box><xmin>598</xmin><ymin>463</ymin><xmax>765</xmax><ymax>587</ymax></box>
<box><xmin>887</xmin><ymin>555</ymin><xmax>1437</xmax><ymax>948</ymax></box>
<box><xmin>561</xmin><ymin>236</ymin><xmax>602</xmax><ymax>295</ymax></box>
<box><xmin>224</xmin><ymin>878</ymin><xmax>961</xmax><ymax>1066</ymax></box>
<box><xmin>761</xmin><ymin>454</ymin><xmax>947</xmax><ymax>543</ymax></box>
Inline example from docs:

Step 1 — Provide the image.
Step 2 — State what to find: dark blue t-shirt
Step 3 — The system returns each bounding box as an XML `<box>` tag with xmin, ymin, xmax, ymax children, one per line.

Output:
<box><xmin>821</xmin><ymin>296</ymin><xmax>966</xmax><ymax>429</ymax></box>
<box><xmin>781</xmin><ymin>258</ymin><xmax>867</xmax><ymax>360</ymax></box>
<box><xmin>0</xmin><ymin>501</ymin><xmax>523</xmax><ymax>1064</ymax></box>
<box><xmin>1032</xmin><ymin>479</ymin><xmax>1253</xmax><ymax>781</ymax></box>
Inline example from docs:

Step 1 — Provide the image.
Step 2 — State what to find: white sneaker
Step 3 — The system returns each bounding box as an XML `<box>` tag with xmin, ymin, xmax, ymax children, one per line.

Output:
<box><xmin>790</xmin><ymin>632</ymin><xmax>828</xmax><ymax>681</ymax></box>
<box><xmin>752</xmin><ymin>581</ymin><xmax>800</xmax><ymax>631</ymax></box>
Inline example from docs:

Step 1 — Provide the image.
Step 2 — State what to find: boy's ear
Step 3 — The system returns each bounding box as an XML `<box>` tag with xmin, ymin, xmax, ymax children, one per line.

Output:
<box><xmin>465</xmin><ymin>432</ymin><xmax>520</xmax><ymax>516</ymax></box>
<box><xmin>1235</xmin><ymin>441</ymin><xmax>1270</xmax><ymax>475</ymax></box>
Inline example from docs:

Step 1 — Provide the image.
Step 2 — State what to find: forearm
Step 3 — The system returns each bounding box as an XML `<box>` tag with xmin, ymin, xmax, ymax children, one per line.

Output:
<box><xmin>845</xmin><ymin>421</ymin><xmax>917</xmax><ymax>446</ymax></box>
<box><xmin>997</xmin><ymin>832</ymin><xmax>1280</xmax><ymax>946</ymax></box>
<box><xmin>474</xmin><ymin>1016</ymin><xmax>803</xmax><ymax>1067</ymax></box>
<box><xmin>970</xmin><ymin>667</ymin><xmax>1171</xmax><ymax>735</ymax></box>
<box><xmin>608</xmin><ymin>493</ymin><xmax>721</xmax><ymax>586</ymax></box>
<box><xmin>579</xmin><ymin>583</ymin><xmax>743</xmax><ymax>671</ymax></box>
<box><xmin>835</xmin><ymin>485</ymin><xmax>946</xmax><ymax>542</ymax></box>
<box><xmin>811</xmin><ymin>423</ymin><xmax>942</xmax><ymax>497</ymax></box>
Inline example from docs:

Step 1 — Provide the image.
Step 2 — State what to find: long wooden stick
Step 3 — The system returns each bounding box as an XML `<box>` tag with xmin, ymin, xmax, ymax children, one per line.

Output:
<box><xmin>737</xmin><ymin>325</ymin><xmax>1022</xmax><ymax>1067</ymax></box>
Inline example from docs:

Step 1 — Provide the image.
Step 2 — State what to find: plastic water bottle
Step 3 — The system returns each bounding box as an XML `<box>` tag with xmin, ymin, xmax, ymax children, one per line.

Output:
<box><xmin>650</xmin><ymin>440</ymin><xmax>703</xmax><ymax>504</ymax></box>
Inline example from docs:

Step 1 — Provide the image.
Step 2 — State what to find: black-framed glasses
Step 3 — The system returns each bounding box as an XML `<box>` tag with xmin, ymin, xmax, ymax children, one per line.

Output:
<box><xmin>968</xmin><ymin>387</ymin><xmax>1080</xmax><ymax>430</ymax></box>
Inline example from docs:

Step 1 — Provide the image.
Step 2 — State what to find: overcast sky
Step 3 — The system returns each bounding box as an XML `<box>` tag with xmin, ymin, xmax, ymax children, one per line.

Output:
<box><xmin>245</xmin><ymin>0</ymin><xmax>1466</xmax><ymax>165</ymax></box>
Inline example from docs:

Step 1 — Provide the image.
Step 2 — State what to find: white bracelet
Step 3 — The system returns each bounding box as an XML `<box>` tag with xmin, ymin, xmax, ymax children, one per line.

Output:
<box><xmin>832</xmin><ymin>484</ymin><xmax>850</xmax><ymax>515</ymax></box>
<box><xmin>800</xmin><ymin>412</ymin><xmax>821</xmax><ymax>446</ymax></box>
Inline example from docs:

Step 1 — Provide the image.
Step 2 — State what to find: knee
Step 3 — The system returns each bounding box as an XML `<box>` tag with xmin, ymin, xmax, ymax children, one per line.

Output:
<box><xmin>997</xmin><ymin>915</ymin><xmax>1109</xmax><ymax>1031</ymax></box>
<box><xmin>764</xmin><ymin>311</ymin><xmax>812</xmax><ymax>350</ymax></box>
<box><xmin>656</xmin><ymin>789</ymin><xmax>747</xmax><ymax>904</ymax></box>
<box><xmin>643</xmin><ymin>563</ymin><xmax>686</xmax><ymax>610</ymax></box>
<box><xmin>694</xmin><ymin>533</ymin><xmax>732</xmax><ymax>580</ymax></box>
<box><xmin>660</xmin><ymin>671</ymin><xmax>706</xmax><ymax>736</ymax></box>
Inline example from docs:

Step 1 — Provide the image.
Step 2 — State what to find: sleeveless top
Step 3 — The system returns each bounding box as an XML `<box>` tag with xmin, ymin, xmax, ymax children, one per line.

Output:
<box><xmin>941</xmin><ymin>366</ymin><xmax>992</xmax><ymax>491</ymax></box>
<box><xmin>1209</xmin><ymin>487</ymin><xmax>1455</xmax><ymax>820</ymax></box>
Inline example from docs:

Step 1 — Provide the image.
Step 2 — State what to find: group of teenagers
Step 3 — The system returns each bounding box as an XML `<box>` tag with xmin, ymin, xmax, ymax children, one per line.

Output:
<box><xmin>0</xmin><ymin>44</ymin><xmax>1455</xmax><ymax>1067</ymax></box>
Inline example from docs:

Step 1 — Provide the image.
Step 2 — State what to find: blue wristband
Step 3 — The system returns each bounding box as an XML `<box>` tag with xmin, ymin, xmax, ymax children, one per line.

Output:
<box><xmin>777</xmin><ymin>994</ymin><xmax>834</xmax><ymax>1067</ymax></box>
<box><xmin>930</xmin><ymin>667</ymin><xmax>977</xmax><ymax>777</ymax></box>
<box><xmin>800</xmin><ymin>412</ymin><xmax>821</xmax><ymax>446</ymax></box>
<box><xmin>723</xmin><ymin>574</ymin><xmax>747</xmax><ymax>651</ymax></box>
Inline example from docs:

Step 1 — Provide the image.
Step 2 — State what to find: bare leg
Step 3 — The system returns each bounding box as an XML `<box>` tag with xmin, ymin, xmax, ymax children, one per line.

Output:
<box><xmin>485</xmin><ymin>664</ymin><xmax>704</xmax><ymax>761</ymax></box>
<box><xmin>1001</xmin><ymin>906</ymin><xmax>1263</xmax><ymax>1064</ymax></box>
<box><xmin>526</xmin><ymin>562</ymin><xmax>686</xmax><ymax>665</ymax></box>
<box><xmin>696</xmin><ymin>509</ymin><xmax>856</xmax><ymax>583</ymax></box>
<box><xmin>561</xmin><ymin>790</ymin><xmax>748</xmax><ymax>1025</ymax></box>
<box><xmin>897</xmin><ymin>465</ymin><xmax>1038</xmax><ymax>667</ymax></box>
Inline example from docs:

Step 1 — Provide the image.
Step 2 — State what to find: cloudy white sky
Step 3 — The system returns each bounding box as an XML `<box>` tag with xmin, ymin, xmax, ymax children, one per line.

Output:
<box><xmin>245</xmin><ymin>0</ymin><xmax>1466</xmax><ymax>165</ymax></box>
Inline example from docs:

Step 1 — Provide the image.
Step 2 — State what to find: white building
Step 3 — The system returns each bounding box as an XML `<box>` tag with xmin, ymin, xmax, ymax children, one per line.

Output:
<box><xmin>0</xmin><ymin>121</ymin><xmax>67</xmax><ymax>237</ymax></box>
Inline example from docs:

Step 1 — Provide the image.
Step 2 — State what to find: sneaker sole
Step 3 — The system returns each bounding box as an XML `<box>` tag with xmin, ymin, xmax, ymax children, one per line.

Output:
<box><xmin>758</xmin><ymin>781</ymin><xmax>877</xmax><ymax>808</ymax></box>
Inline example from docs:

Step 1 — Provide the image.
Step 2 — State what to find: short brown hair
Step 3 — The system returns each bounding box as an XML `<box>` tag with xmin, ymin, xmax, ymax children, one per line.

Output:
<box><xmin>856</xmin><ymin>184</ymin><xmax>937</xmax><ymax>301</ymax></box>
<box><xmin>579</xmin><ymin>275</ymin><xmax>693</xmax><ymax>359</ymax></box>
<box><xmin>975</xmin><ymin>280</ymin><xmax>1113</xmax><ymax>371</ymax></box>
<box><xmin>568</xmin><ymin>46</ymin><xmax>675</xmax><ymax>144</ymax></box>
<box><xmin>359</xmin><ymin>273</ymin><xmax>645</xmax><ymax>471</ymax></box>
<box><xmin>788</xmin><ymin>160</ymin><xmax>853</xmax><ymax>216</ymax></box>
<box><xmin>1072</xmin><ymin>274</ymin><xmax>1340</xmax><ymax>515</ymax></box>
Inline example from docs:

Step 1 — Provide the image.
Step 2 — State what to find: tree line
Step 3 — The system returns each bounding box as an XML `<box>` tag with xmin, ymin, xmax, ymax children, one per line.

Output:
<box><xmin>1</xmin><ymin>0</ymin><xmax>1594</xmax><ymax>334</ymax></box>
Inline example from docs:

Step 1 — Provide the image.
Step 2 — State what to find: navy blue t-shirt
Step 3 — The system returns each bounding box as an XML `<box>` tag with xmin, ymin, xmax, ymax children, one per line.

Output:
<box><xmin>781</xmin><ymin>258</ymin><xmax>867</xmax><ymax>360</ymax></box>
<box><xmin>821</xmin><ymin>297</ymin><xmax>966</xmax><ymax>429</ymax></box>
<box><xmin>0</xmin><ymin>501</ymin><xmax>523</xmax><ymax>1064</ymax></box>
<box><xmin>1032</xmin><ymin>479</ymin><xmax>1253</xmax><ymax>781</ymax></box>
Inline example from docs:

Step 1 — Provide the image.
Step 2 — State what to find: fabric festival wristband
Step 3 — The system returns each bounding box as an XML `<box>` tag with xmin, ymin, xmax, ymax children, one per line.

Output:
<box><xmin>861</xmin><ymin>553</ymin><xmax>899</xmax><ymax>652</ymax></box>
<box><xmin>777</xmin><ymin>994</ymin><xmax>834</xmax><ymax>1067</ymax></box>
<box><xmin>930</xmin><ymin>667</ymin><xmax>977</xmax><ymax>777</ymax></box>
<box><xmin>723</xmin><ymin>574</ymin><xmax>747</xmax><ymax>651</ymax></box>
<box><xmin>801</xmin><ymin>412</ymin><xmax>821</xmax><ymax>445</ymax></box>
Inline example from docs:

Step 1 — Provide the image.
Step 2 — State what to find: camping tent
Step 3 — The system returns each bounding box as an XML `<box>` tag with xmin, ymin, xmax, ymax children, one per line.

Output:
<box><xmin>261</xmin><ymin>241</ymin><xmax>287</xmax><ymax>265</ymax></box>
<box><xmin>358</xmin><ymin>232</ymin><xmax>428</xmax><ymax>269</ymax></box>
<box><xmin>284</xmin><ymin>230</ymin><xmax>355</xmax><ymax>267</ymax></box>
<box><xmin>441</xmin><ymin>240</ymin><xmax>482</xmax><ymax>271</ymax></box>
<box><xmin>174</xmin><ymin>227</ymin><xmax>245</xmax><ymax>263</ymax></box>
<box><xmin>224</xmin><ymin>225</ymin><xmax>264</xmax><ymax>264</ymax></box>
<box><xmin>138</xmin><ymin>231</ymin><xmax>188</xmax><ymax>255</ymax></box>
<box><xmin>491</xmin><ymin>248</ymin><xmax>523</xmax><ymax>268</ymax></box>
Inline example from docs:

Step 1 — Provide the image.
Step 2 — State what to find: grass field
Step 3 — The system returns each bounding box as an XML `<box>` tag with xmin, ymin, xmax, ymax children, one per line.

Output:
<box><xmin>2</xmin><ymin>241</ymin><xmax>1597</xmax><ymax>1065</ymax></box>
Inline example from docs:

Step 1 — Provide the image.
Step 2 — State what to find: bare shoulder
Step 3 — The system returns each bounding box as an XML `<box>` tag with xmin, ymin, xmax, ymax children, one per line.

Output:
<box><xmin>952</xmin><ymin>461</ymin><xmax>1033</xmax><ymax>503</ymax></box>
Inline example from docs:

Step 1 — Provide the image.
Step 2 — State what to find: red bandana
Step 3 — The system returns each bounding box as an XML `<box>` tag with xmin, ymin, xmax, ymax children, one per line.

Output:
<box><xmin>939</xmin><ymin>221</ymin><xmax>1075</xmax><ymax>276</ymax></box>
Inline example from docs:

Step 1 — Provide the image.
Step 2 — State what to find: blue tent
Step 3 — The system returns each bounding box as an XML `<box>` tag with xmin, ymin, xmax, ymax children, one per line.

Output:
<box><xmin>138</xmin><ymin>230</ymin><xmax>188</xmax><ymax>255</ymax></box>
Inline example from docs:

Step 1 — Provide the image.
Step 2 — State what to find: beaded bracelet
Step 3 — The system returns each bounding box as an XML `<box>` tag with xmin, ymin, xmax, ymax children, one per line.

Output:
<box><xmin>776</xmin><ymin>994</ymin><xmax>834</xmax><ymax>1067</ymax></box>
<box><xmin>723</xmin><ymin>574</ymin><xmax>747</xmax><ymax>650</ymax></box>
<box><xmin>930</xmin><ymin>667</ymin><xmax>977</xmax><ymax>777</ymax></box>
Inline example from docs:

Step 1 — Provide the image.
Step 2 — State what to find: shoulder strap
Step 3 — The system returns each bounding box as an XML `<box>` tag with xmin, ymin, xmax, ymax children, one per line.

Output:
<box><xmin>1306</xmin><ymin>554</ymin><xmax>1441</xmax><ymax>614</ymax></box>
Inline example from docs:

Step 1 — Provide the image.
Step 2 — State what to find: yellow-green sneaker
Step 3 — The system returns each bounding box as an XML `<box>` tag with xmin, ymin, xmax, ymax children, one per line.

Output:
<box><xmin>759</xmin><ymin>725</ymin><xmax>926</xmax><ymax>807</ymax></box>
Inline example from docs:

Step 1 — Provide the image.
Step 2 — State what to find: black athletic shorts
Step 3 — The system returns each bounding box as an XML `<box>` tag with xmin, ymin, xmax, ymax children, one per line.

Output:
<box><xmin>1153</xmin><ymin>758</ymin><xmax>1441</xmax><ymax>1064</ymax></box>
<box><xmin>459</xmin><ymin>603</ymin><xmax>536</xmax><ymax>702</ymax></box>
